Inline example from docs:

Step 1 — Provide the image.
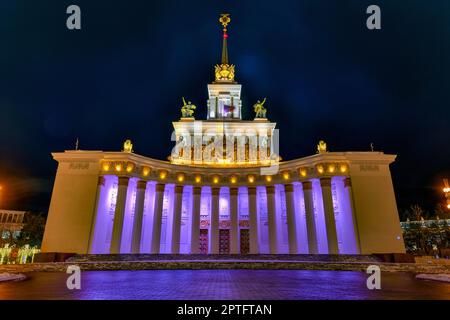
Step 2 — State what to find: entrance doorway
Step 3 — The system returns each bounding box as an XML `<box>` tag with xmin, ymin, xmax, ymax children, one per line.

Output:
<box><xmin>219</xmin><ymin>229</ymin><xmax>230</xmax><ymax>254</ymax></box>
<box><xmin>199</xmin><ymin>229</ymin><xmax>208</xmax><ymax>254</ymax></box>
<box><xmin>240</xmin><ymin>229</ymin><xmax>250</xmax><ymax>254</ymax></box>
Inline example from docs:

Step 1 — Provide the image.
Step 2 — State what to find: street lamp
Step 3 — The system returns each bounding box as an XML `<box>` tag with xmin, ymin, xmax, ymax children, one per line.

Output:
<box><xmin>443</xmin><ymin>179</ymin><xmax>450</xmax><ymax>210</ymax></box>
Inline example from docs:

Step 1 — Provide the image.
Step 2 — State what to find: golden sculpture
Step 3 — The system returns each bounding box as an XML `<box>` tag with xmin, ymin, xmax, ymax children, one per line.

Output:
<box><xmin>215</xmin><ymin>64</ymin><xmax>235</xmax><ymax>82</ymax></box>
<box><xmin>253</xmin><ymin>98</ymin><xmax>267</xmax><ymax>118</ymax></box>
<box><xmin>317</xmin><ymin>140</ymin><xmax>327</xmax><ymax>154</ymax></box>
<box><xmin>181</xmin><ymin>97</ymin><xmax>196</xmax><ymax>118</ymax></box>
<box><xmin>123</xmin><ymin>139</ymin><xmax>133</xmax><ymax>153</ymax></box>
<box><xmin>219</xmin><ymin>13</ymin><xmax>231</xmax><ymax>30</ymax></box>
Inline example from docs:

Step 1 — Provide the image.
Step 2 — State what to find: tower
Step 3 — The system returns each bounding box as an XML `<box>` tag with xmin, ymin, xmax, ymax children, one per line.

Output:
<box><xmin>171</xmin><ymin>14</ymin><xmax>277</xmax><ymax>167</ymax></box>
<box><xmin>207</xmin><ymin>14</ymin><xmax>242</xmax><ymax>120</ymax></box>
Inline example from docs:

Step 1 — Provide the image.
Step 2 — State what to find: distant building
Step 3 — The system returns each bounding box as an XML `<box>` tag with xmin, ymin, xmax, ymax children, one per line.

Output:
<box><xmin>401</xmin><ymin>218</ymin><xmax>450</xmax><ymax>230</ymax></box>
<box><xmin>0</xmin><ymin>210</ymin><xmax>26</xmax><ymax>240</ymax></box>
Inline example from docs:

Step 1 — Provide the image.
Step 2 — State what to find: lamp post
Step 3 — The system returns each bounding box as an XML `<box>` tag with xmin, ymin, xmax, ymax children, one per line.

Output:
<box><xmin>443</xmin><ymin>179</ymin><xmax>450</xmax><ymax>210</ymax></box>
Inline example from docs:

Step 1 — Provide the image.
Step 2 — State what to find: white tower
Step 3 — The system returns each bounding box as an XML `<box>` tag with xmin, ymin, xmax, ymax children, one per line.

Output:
<box><xmin>171</xmin><ymin>14</ymin><xmax>278</xmax><ymax>167</ymax></box>
<box><xmin>206</xmin><ymin>13</ymin><xmax>242</xmax><ymax>120</ymax></box>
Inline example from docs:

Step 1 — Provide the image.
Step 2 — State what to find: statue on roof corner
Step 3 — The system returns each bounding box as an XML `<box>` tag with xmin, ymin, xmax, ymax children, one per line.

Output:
<box><xmin>317</xmin><ymin>140</ymin><xmax>327</xmax><ymax>154</ymax></box>
<box><xmin>253</xmin><ymin>98</ymin><xmax>267</xmax><ymax>118</ymax></box>
<box><xmin>123</xmin><ymin>139</ymin><xmax>133</xmax><ymax>153</ymax></box>
<box><xmin>181</xmin><ymin>97</ymin><xmax>196</xmax><ymax>118</ymax></box>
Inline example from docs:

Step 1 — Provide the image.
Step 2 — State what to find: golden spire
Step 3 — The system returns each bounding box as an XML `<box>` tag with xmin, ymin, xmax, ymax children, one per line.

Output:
<box><xmin>219</xmin><ymin>13</ymin><xmax>230</xmax><ymax>64</ymax></box>
<box><xmin>215</xmin><ymin>14</ymin><xmax>235</xmax><ymax>82</ymax></box>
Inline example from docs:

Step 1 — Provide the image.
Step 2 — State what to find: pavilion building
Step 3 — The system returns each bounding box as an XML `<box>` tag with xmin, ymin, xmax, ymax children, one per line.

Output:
<box><xmin>41</xmin><ymin>15</ymin><xmax>405</xmax><ymax>255</ymax></box>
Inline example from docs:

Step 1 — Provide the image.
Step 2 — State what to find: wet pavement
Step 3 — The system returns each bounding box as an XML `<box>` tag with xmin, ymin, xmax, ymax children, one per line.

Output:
<box><xmin>0</xmin><ymin>270</ymin><xmax>449</xmax><ymax>300</ymax></box>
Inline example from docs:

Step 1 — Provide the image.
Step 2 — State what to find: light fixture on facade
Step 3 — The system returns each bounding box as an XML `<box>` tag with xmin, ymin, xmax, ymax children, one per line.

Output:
<box><xmin>126</xmin><ymin>163</ymin><xmax>134</xmax><ymax>173</ymax></box>
<box><xmin>159</xmin><ymin>170</ymin><xmax>167</xmax><ymax>180</ymax></box>
<box><xmin>177</xmin><ymin>173</ymin><xmax>185</xmax><ymax>182</ymax></box>
<box><xmin>230</xmin><ymin>175</ymin><xmax>237</xmax><ymax>184</ymax></box>
<box><xmin>247</xmin><ymin>175</ymin><xmax>255</xmax><ymax>183</ymax></box>
<box><xmin>142</xmin><ymin>167</ymin><xmax>150</xmax><ymax>177</ymax></box>
<box><xmin>340</xmin><ymin>163</ymin><xmax>348</xmax><ymax>173</ymax></box>
<box><xmin>282</xmin><ymin>171</ymin><xmax>290</xmax><ymax>180</ymax></box>
<box><xmin>102</xmin><ymin>163</ymin><xmax>110</xmax><ymax>171</ymax></box>
<box><xmin>195</xmin><ymin>175</ymin><xmax>202</xmax><ymax>183</ymax></box>
<box><xmin>327</xmin><ymin>164</ymin><xmax>336</xmax><ymax>173</ymax></box>
<box><xmin>316</xmin><ymin>164</ymin><xmax>324</xmax><ymax>174</ymax></box>
<box><xmin>299</xmin><ymin>168</ymin><xmax>307</xmax><ymax>177</ymax></box>
<box><xmin>115</xmin><ymin>163</ymin><xmax>122</xmax><ymax>172</ymax></box>
<box><xmin>213</xmin><ymin>175</ymin><xmax>220</xmax><ymax>184</ymax></box>
<box><xmin>265</xmin><ymin>175</ymin><xmax>272</xmax><ymax>182</ymax></box>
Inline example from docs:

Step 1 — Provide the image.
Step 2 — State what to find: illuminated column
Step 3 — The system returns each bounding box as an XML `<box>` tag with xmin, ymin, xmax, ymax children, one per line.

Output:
<box><xmin>302</xmin><ymin>181</ymin><xmax>318</xmax><ymax>254</ymax></box>
<box><xmin>248</xmin><ymin>133</ymin><xmax>258</xmax><ymax>163</ymax></box>
<box><xmin>190</xmin><ymin>186</ymin><xmax>202</xmax><ymax>253</ymax></box>
<box><xmin>258</xmin><ymin>134</ymin><xmax>268</xmax><ymax>162</ymax></box>
<box><xmin>248</xmin><ymin>186</ymin><xmax>259</xmax><ymax>254</ymax></box>
<box><xmin>110</xmin><ymin>176</ymin><xmax>130</xmax><ymax>254</ymax></box>
<box><xmin>237</xmin><ymin>135</ymin><xmax>246</xmax><ymax>162</ymax></box>
<box><xmin>226</xmin><ymin>135</ymin><xmax>235</xmax><ymax>162</ymax></box>
<box><xmin>88</xmin><ymin>176</ymin><xmax>105</xmax><ymax>253</ymax></box>
<box><xmin>131</xmin><ymin>180</ymin><xmax>147</xmax><ymax>254</ymax></box>
<box><xmin>266</xmin><ymin>185</ymin><xmax>278</xmax><ymax>254</ymax></box>
<box><xmin>193</xmin><ymin>130</ymin><xmax>203</xmax><ymax>164</ymax></box>
<box><xmin>210</xmin><ymin>187</ymin><xmax>220</xmax><ymax>254</ymax></box>
<box><xmin>182</xmin><ymin>134</ymin><xmax>192</xmax><ymax>162</ymax></box>
<box><xmin>344</xmin><ymin>178</ymin><xmax>361</xmax><ymax>253</ymax></box>
<box><xmin>320</xmin><ymin>178</ymin><xmax>339</xmax><ymax>254</ymax></box>
<box><xmin>171</xmin><ymin>185</ymin><xmax>184</xmax><ymax>254</ymax></box>
<box><xmin>151</xmin><ymin>183</ymin><xmax>165</xmax><ymax>254</ymax></box>
<box><xmin>230</xmin><ymin>187</ymin><xmax>239</xmax><ymax>254</ymax></box>
<box><xmin>284</xmin><ymin>184</ymin><xmax>298</xmax><ymax>254</ymax></box>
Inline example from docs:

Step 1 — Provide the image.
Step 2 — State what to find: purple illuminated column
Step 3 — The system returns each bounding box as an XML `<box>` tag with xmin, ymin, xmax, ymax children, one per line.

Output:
<box><xmin>151</xmin><ymin>183</ymin><xmax>166</xmax><ymax>254</ymax></box>
<box><xmin>266</xmin><ymin>186</ymin><xmax>278</xmax><ymax>254</ymax></box>
<box><xmin>210</xmin><ymin>187</ymin><xmax>220</xmax><ymax>254</ymax></box>
<box><xmin>88</xmin><ymin>176</ymin><xmax>105</xmax><ymax>253</ymax></box>
<box><xmin>284</xmin><ymin>184</ymin><xmax>298</xmax><ymax>254</ymax></box>
<box><xmin>171</xmin><ymin>185</ymin><xmax>184</xmax><ymax>254</ymax></box>
<box><xmin>110</xmin><ymin>176</ymin><xmax>130</xmax><ymax>254</ymax></box>
<box><xmin>248</xmin><ymin>186</ymin><xmax>259</xmax><ymax>254</ymax></box>
<box><xmin>320</xmin><ymin>178</ymin><xmax>339</xmax><ymax>254</ymax></box>
<box><xmin>190</xmin><ymin>186</ymin><xmax>201</xmax><ymax>254</ymax></box>
<box><xmin>230</xmin><ymin>187</ymin><xmax>239</xmax><ymax>254</ymax></box>
<box><xmin>131</xmin><ymin>180</ymin><xmax>147</xmax><ymax>254</ymax></box>
<box><xmin>302</xmin><ymin>181</ymin><xmax>318</xmax><ymax>254</ymax></box>
<box><xmin>344</xmin><ymin>178</ymin><xmax>361</xmax><ymax>253</ymax></box>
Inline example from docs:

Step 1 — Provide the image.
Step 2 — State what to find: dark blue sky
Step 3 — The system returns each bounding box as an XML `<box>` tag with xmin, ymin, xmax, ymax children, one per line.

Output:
<box><xmin>0</xmin><ymin>0</ymin><xmax>449</xmax><ymax>214</ymax></box>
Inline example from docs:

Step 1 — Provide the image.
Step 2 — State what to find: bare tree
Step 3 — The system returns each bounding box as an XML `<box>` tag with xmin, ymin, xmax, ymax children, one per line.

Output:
<box><xmin>410</xmin><ymin>204</ymin><xmax>424</xmax><ymax>221</ymax></box>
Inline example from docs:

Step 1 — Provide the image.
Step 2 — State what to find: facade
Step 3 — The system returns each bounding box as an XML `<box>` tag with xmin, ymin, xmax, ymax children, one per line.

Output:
<box><xmin>0</xmin><ymin>210</ymin><xmax>26</xmax><ymax>240</ymax></box>
<box><xmin>42</xmin><ymin>15</ymin><xmax>405</xmax><ymax>255</ymax></box>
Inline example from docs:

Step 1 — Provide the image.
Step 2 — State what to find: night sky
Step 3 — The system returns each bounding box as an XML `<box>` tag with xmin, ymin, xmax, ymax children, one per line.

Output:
<box><xmin>0</xmin><ymin>0</ymin><xmax>449</xmax><ymax>216</ymax></box>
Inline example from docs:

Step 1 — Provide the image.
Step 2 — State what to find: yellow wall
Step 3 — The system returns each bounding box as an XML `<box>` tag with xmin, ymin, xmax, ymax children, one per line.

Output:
<box><xmin>350</xmin><ymin>163</ymin><xmax>405</xmax><ymax>254</ymax></box>
<box><xmin>41</xmin><ymin>160</ymin><xmax>99</xmax><ymax>254</ymax></box>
